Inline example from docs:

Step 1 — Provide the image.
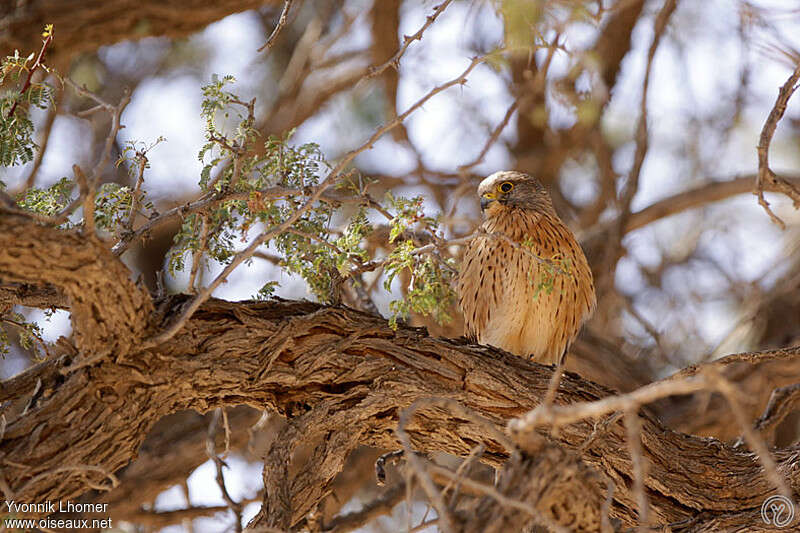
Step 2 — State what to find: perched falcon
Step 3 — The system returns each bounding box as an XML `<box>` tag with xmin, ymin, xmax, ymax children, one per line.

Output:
<box><xmin>457</xmin><ymin>171</ymin><xmax>596</xmax><ymax>364</ymax></box>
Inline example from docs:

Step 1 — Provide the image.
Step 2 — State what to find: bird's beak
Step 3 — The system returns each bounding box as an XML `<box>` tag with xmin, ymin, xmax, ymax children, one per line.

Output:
<box><xmin>480</xmin><ymin>192</ymin><xmax>496</xmax><ymax>211</ymax></box>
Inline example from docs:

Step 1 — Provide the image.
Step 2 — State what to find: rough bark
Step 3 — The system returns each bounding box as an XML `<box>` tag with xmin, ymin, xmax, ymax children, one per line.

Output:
<box><xmin>462</xmin><ymin>440</ymin><xmax>607</xmax><ymax>533</ymax></box>
<box><xmin>1</xmin><ymin>215</ymin><xmax>799</xmax><ymax>532</ymax></box>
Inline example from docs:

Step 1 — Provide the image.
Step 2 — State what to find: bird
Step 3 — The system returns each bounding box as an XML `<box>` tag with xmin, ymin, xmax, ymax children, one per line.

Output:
<box><xmin>457</xmin><ymin>171</ymin><xmax>596</xmax><ymax>364</ymax></box>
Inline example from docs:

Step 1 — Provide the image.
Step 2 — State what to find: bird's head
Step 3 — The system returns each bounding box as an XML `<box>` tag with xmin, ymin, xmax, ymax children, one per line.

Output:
<box><xmin>477</xmin><ymin>171</ymin><xmax>553</xmax><ymax>216</ymax></box>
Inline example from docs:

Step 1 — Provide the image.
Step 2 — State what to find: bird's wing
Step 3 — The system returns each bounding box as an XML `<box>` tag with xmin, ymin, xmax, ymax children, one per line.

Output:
<box><xmin>457</xmin><ymin>235</ymin><xmax>504</xmax><ymax>341</ymax></box>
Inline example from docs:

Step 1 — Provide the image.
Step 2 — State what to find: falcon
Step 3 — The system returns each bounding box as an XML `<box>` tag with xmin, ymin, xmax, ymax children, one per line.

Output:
<box><xmin>457</xmin><ymin>171</ymin><xmax>596</xmax><ymax>364</ymax></box>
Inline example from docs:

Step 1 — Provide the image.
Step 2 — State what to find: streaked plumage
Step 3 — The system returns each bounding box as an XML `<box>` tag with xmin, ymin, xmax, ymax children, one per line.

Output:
<box><xmin>457</xmin><ymin>171</ymin><xmax>595</xmax><ymax>364</ymax></box>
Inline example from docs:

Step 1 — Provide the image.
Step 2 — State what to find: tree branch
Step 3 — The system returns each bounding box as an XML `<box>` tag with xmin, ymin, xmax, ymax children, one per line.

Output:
<box><xmin>1</xmin><ymin>281</ymin><xmax>799</xmax><ymax>529</ymax></box>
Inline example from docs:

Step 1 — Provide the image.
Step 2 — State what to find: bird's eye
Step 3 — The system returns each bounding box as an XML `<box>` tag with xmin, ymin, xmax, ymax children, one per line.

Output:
<box><xmin>499</xmin><ymin>182</ymin><xmax>514</xmax><ymax>193</ymax></box>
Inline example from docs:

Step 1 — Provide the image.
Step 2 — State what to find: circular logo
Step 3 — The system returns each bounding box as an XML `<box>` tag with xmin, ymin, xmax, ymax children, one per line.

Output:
<box><xmin>761</xmin><ymin>495</ymin><xmax>795</xmax><ymax>528</ymax></box>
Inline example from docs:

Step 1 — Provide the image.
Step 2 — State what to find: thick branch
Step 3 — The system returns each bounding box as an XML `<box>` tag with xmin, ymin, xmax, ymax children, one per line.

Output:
<box><xmin>1</xmin><ymin>214</ymin><xmax>797</xmax><ymax>531</ymax></box>
<box><xmin>0</xmin><ymin>215</ymin><xmax>152</xmax><ymax>356</ymax></box>
<box><xmin>1</xmin><ymin>289</ymin><xmax>799</xmax><ymax>529</ymax></box>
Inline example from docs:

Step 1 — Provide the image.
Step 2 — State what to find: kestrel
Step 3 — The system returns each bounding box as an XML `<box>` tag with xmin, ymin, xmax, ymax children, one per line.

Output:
<box><xmin>457</xmin><ymin>171</ymin><xmax>596</xmax><ymax>364</ymax></box>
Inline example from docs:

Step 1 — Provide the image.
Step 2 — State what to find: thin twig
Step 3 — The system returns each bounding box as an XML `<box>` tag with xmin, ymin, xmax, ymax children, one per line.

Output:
<box><xmin>624</xmin><ymin>408</ymin><xmax>649</xmax><ymax>531</ymax></box>
<box><xmin>755</xmin><ymin>61</ymin><xmax>800</xmax><ymax>228</ymax></box>
<box><xmin>62</xmin><ymin>77</ymin><xmax>116</xmax><ymax>111</ymax></box>
<box><xmin>509</xmin><ymin>364</ymin><xmax>796</xmax><ymax>520</ymax></box>
<box><xmin>124</xmin><ymin>152</ymin><xmax>148</xmax><ymax>234</ymax></box>
<box><xmin>426</xmin><ymin>464</ymin><xmax>570</xmax><ymax>533</ymax></box>
<box><xmin>6</xmin><ymin>29</ymin><xmax>54</xmax><ymax>120</ymax></box>
<box><xmin>22</xmin><ymin>87</ymin><xmax>61</xmax><ymax>190</ymax></box>
<box><xmin>258</xmin><ymin>0</ymin><xmax>295</xmax><ymax>53</ymax></box>
<box><xmin>91</xmin><ymin>88</ymin><xmax>131</xmax><ymax>184</ymax></box>
<box><xmin>75</xmin><ymin>165</ymin><xmax>95</xmax><ymax>238</ymax></box>
<box><xmin>396</xmin><ymin>406</ymin><xmax>457</xmax><ymax>533</ymax></box>
<box><xmin>508</xmin><ymin>374</ymin><xmax>710</xmax><ymax>433</ymax></box>
<box><xmin>599</xmin><ymin>0</ymin><xmax>677</xmax><ymax>293</ymax></box>
<box><xmin>350</xmin><ymin>226</ymin><xmax>564</xmax><ymax>281</ymax></box>
<box><xmin>750</xmin><ymin>383</ymin><xmax>800</xmax><ymax>445</ymax></box>
<box><xmin>409</xmin><ymin>518</ymin><xmax>439</xmax><ymax>533</ymax></box>
<box><xmin>111</xmin><ymin>186</ymin><xmax>354</xmax><ymax>256</ymax></box>
<box><xmin>704</xmin><ymin>368</ymin><xmax>794</xmax><ymax>501</ymax></box>
<box><xmin>206</xmin><ymin>409</ymin><xmax>243</xmax><ymax>532</ymax></box>
<box><xmin>323</xmin><ymin>482</ymin><xmax>406</xmax><ymax>533</ymax></box>
<box><xmin>443</xmin><ymin>444</ymin><xmax>485</xmax><ymax>507</ymax></box>
<box><xmin>188</xmin><ymin>215</ymin><xmax>210</xmax><ymax>294</ymax></box>
<box><xmin>646</xmin><ymin>180</ymin><xmax>800</xmax><ymax>236</ymax></box>
<box><xmin>600</xmin><ymin>481</ymin><xmax>615</xmax><ymax>533</ymax></box>
<box><xmin>221</xmin><ymin>407</ymin><xmax>231</xmax><ymax>457</ymax></box>
<box><xmin>363</xmin><ymin>0</ymin><xmax>455</xmax><ymax>81</ymax></box>
<box><xmin>458</xmin><ymin>101</ymin><xmax>518</xmax><ymax>173</ymax></box>
<box><xmin>542</xmin><ymin>361</ymin><xmax>565</xmax><ymax>408</ymax></box>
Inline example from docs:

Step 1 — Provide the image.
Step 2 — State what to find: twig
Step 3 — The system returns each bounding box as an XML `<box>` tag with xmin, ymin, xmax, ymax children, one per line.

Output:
<box><xmin>599</xmin><ymin>0</ymin><xmax>677</xmax><ymax>293</ymax></box>
<box><xmin>75</xmin><ymin>165</ymin><xmax>95</xmax><ymax>238</ymax></box>
<box><xmin>396</xmin><ymin>403</ymin><xmax>458</xmax><ymax>533</ymax></box>
<box><xmin>624</xmin><ymin>0</ymin><xmax>677</xmax><ymax>206</ymax></box>
<box><xmin>543</xmin><ymin>362</ymin><xmax>565</xmax><ymax>408</ymax></box>
<box><xmin>221</xmin><ymin>405</ymin><xmax>232</xmax><ymax>457</ymax></box>
<box><xmin>124</xmin><ymin>151</ymin><xmax>148</xmax><ymax>234</ymax></box>
<box><xmin>111</xmin><ymin>186</ymin><xmax>355</xmax><ymax>256</ymax></box>
<box><xmin>457</xmin><ymin>101</ymin><xmax>518</xmax><ymax>172</ymax></box>
<box><xmin>22</xmin><ymin>88</ymin><xmax>61</xmax><ymax>190</ymax></box>
<box><xmin>6</xmin><ymin>29</ymin><xmax>54</xmax><ymax>120</ymax></box>
<box><xmin>206</xmin><ymin>409</ymin><xmax>243</xmax><ymax>532</ymax></box>
<box><xmin>508</xmin><ymin>374</ymin><xmax>710</xmax><ymax>433</ymax></box>
<box><xmin>91</xmin><ymin>88</ymin><xmax>131</xmax><ymax>184</ymax></box>
<box><xmin>755</xmin><ymin>61</ymin><xmax>800</xmax><ymax>228</ymax></box>
<box><xmin>425</xmin><ymin>464</ymin><xmax>570</xmax><ymax>533</ymax></box>
<box><xmin>409</xmin><ymin>518</ymin><xmax>439</xmax><ymax>533</ymax></box>
<box><xmin>443</xmin><ymin>443</ymin><xmax>485</xmax><ymax>507</ymax></box>
<box><xmin>258</xmin><ymin>0</ymin><xmax>295</xmax><ymax>53</ymax></box>
<box><xmin>624</xmin><ymin>408</ymin><xmax>649</xmax><ymax>531</ymax></box>
<box><xmin>62</xmin><ymin>77</ymin><xmax>116</xmax><ymax>111</ymax></box>
<box><xmin>622</xmin><ymin>174</ymin><xmax>800</xmax><ymax>234</ymax></box>
<box><xmin>62</xmin><ymin>78</ymin><xmax>131</xmax><ymax>186</ymax></box>
<box><xmin>750</xmin><ymin>383</ymin><xmax>800</xmax><ymax>446</ymax></box>
<box><xmin>363</xmin><ymin>0</ymin><xmax>455</xmax><ymax>81</ymax></box>
<box><xmin>322</xmin><ymin>481</ymin><xmax>406</xmax><ymax>533</ymax></box>
<box><xmin>188</xmin><ymin>215</ymin><xmax>210</xmax><ymax>294</ymax></box>
<box><xmin>704</xmin><ymin>369</ymin><xmax>794</xmax><ymax>501</ymax></box>
<box><xmin>350</xmin><ymin>226</ymin><xmax>564</xmax><ymax>282</ymax></box>
<box><xmin>601</xmin><ymin>482</ymin><xmax>615</xmax><ymax>533</ymax></box>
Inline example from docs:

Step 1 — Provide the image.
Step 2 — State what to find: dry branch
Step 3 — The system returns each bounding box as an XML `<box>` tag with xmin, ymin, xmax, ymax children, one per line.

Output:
<box><xmin>258</xmin><ymin>0</ymin><xmax>294</xmax><ymax>53</ymax></box>
<box><xmin>755</xmin><ymin>61</ymin><xmax>800</xmax><ymax>228</ymax></box>
<box><xmin>2</xmin><ymin>218</ymin><xmax>800</xmax><ymax>531</ymax></box>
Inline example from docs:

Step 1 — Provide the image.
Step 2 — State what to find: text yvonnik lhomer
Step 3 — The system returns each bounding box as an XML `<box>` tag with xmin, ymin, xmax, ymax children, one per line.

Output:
<box><xmin>3</xmin><ymin>500</ymin><xmax>108</xmax><ymax>513</ymax></box>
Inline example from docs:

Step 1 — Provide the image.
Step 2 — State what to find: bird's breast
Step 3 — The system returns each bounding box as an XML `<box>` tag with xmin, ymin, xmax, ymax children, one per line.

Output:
<box><xmin>458</xmin><ymin>209</ymin><xmax>595</xmax><ymax>364</ymax></box>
